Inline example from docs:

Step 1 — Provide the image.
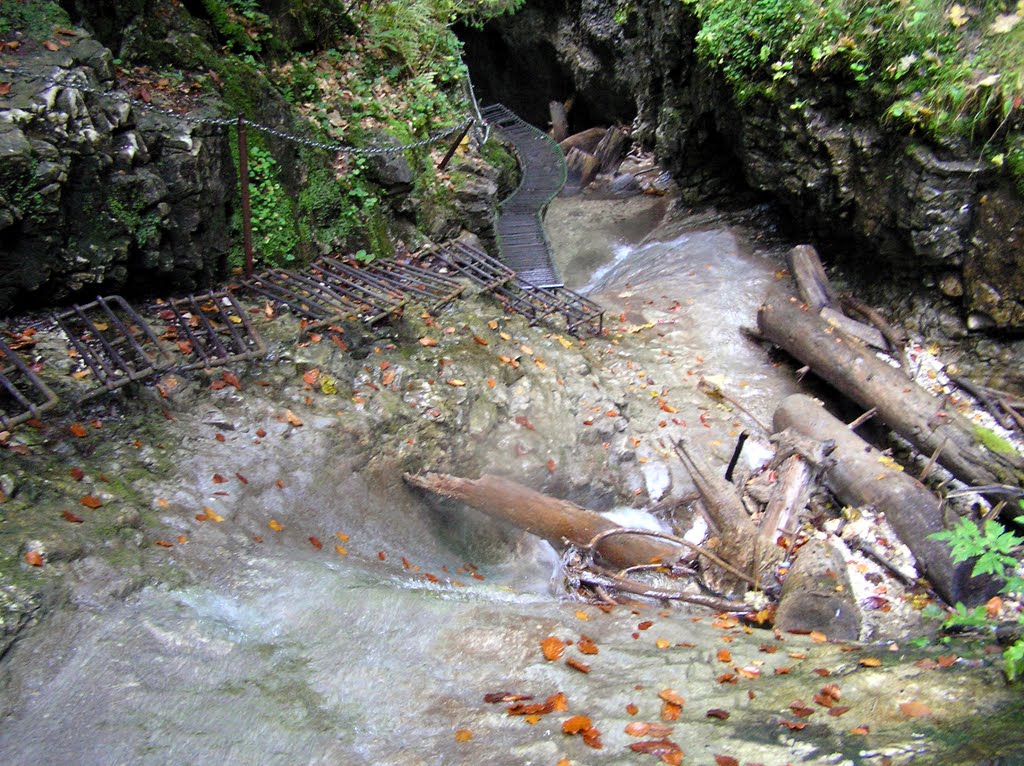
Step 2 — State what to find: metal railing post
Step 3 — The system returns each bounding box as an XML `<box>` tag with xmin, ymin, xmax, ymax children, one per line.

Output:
<box><xmin>237</xmin><ymin>115</ymin><xmax>255</xmax><ymax>277</ymax></box>
<box><xmin>437</xmin><ymin>120</ymin><xmax>474</xmax><ymax>171</ymax></box>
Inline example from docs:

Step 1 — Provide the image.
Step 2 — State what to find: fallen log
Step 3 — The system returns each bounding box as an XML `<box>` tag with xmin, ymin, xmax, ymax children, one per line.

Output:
<box><xmin>758</xmin><ymin>283</ymin><xmax>1024</xmax><ymax>488</ymax></box>
<box><xmin>672</xmin><ymin>438</ymin><xmax>756</xmax><ymax>588</ymax></box>
<box><xmin>786</xmin><ymin>245</ymin><xmax>836</xmax><ymax>311</ymax></box>
<box><xmin>403</xmin><ymin>472</ymin><xmax>681</xmax><ymax>570</ymax></box>
<box><xmin>565</xmin><ymin>147</ymin><xmax>600</xmax><ymax>190</ymax></box>
<box><xmin>549</xmin><ymin>100</ymin><xmax>569</xmax><ymax>143</ymax></box>
<box><xmin>594</xmin><ymin>126</ymin><xmax>627</xmax><ymax>174</ymax></box>
<box><xmin>773</xmin><ymin>394</ymin><xmax>999</xmax><ymax>605</ymax></box>
<box><xmin>559</xmin><ymin>127</ymin><xmax>606</xmax><ymax>155</ymax></box>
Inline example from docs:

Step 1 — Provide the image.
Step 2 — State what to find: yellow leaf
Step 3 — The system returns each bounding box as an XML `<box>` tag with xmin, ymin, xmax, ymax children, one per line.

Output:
<box><xmin>268</xmin><ymin>519</ymin><xmax>283</xmax><ymax>531</ymax></box>
<box><xmin>575</xmin><ymin>610</ymin><xmax>589</xmax><ymax>621</ymax></box>
<box><xmin>320</xmin><ymin>375</ymin><xmax>337</xmax><ymax>395</ymax></box>
<box><xmin>284</xmin><ymin>409</ymin><xmax>303</xmax><ymax>427</ymax></box>
<box><xmin>555</xmin><ymin>335</ymin><xmax>573</xmax><ymax>349</ymax></box>
<box><xmin>446</xmin><ymin>379</ymin><xmax>466</xmax><ymax>387</ymax></box>
<box><xmin>990</xmin><ymin>12</ymin><xmax>1019</xmax><ymax>33</ymax></box>
<box><xmin>656</xmin><ymin>638</ymin><xmax>671</xmax><ymax>649</ymax></box>
<box><xmin>877</xmin><ymin>455</ymin><xmax>904</xmax><ymax>472</ymax></box>
<box><xmin>454</xmin><ymin>729</ymin><xmax>473</xmax><ymax>742</ymax></box>
<box><xmin>229</xmin><ymin>316</ymin><xmax>243</xmax><ymax>324</ymax></box>
<box><xmin>335</xmin><ymin>544</ymin><xmax>348</xmax><ymax>555</ymax></box>
<box><xmin>203</xmin><ymin>506</ymin><xmax>224</xmax><ymax>522</ymax></box>
<box><xmin>949</xmin><ymin>3</ymin><xmax>969</xmax><ymax>27</ymax></box>
<box><xmin>499</xmin><ymin>332</ymin><xmax>511</xmax><ymax>341</ymax></box>
<box><xmin>336</xmin><ymin>531</ymin><xmax>349</xmax><ymax>542</ymax></box>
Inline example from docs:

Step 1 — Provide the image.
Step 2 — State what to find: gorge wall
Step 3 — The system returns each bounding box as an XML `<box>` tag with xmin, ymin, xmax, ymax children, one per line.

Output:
<box><xmin>461</xmin><ymin>0</ymin><xmax>1024</xmax><ymax>334</ymax></box>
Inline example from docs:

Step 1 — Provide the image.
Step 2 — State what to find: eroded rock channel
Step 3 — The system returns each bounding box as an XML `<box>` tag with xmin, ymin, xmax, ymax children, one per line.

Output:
<box><xmin>1</xmin><ymin>192</ymin><xmax>1022</xmax><ymax>765</ymax></box>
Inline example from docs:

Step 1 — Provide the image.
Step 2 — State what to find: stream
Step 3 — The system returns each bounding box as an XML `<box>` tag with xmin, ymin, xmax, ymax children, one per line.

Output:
<box><xmin>1</xmin><ymin>195</ymin><xmax>1023</xmax><ymax>766</ymax></box>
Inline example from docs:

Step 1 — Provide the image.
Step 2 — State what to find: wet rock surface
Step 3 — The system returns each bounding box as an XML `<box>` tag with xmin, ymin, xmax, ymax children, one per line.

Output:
<box><xmin>462</xmin><ymin>0</ymin><xmax>1024</xmax><ymax>332</ymax></box>
<box><xmin>0</xmin><ymin>32</ymin><xmax>235</xmax><ymax>313</ymax></box>
<box><xmin>0</xmin><ymin>196</ymin><xmax>1022</xmax><ymax>764</ymax></box>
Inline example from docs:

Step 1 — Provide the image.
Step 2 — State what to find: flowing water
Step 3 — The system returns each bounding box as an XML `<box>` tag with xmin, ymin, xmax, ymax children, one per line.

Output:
<box><xmin>2</xmin><ymin>196</ymin><xmax>1022</xmax><ymax>766</ymax></box>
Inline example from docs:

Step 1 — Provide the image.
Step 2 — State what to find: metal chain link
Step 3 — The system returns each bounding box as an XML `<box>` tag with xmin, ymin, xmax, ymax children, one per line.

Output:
<box><xmin>0</xmin><ymin>64</ymin><xmax>474</xmax><ymax>155</ymax></box>
<box><xmin>459</xmin><ymin>54</ymin><xmax>491</xmax><ymax>147</ymax></box>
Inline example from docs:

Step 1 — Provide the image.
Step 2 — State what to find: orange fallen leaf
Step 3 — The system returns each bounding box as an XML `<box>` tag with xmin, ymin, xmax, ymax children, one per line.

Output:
<box><xmin>625</xmin><ymin>722</ymin><xmax>650</xmax><ymax>737</ymax></box>
<box><xmin>661</xmin><ymin>702</ymin><xmax>681</xmax><ymax>721</ymax></box>
<box><xmin>565</xmin><ymin>657</ymin><xmax>591</xmax><ymax>673</ymax></box>
<box><xmin>24</xmin><ymin>550</ymin><xmax>43</xmax><ymax>566</ymax></box>
<box><xmin>212</xmin><ymin>473</ymin><xmax>228</xmax><ymax>484</ymax></box>
<box><xmin>779</xmin><ymin>720</ymin><xmax>807</xmax><ymax>731</ymax></box>
<box><xmin>828</xmin><ymin>706</ymin><xmax>851</xmax><ymax>717</ymax></box>
<box><xmin>936</xmin><ymin>654</ymin><xmax>958</xmax><ymax>668</ymax></box>
<box><xmin>215</xmin><ymin>433</ymin><xmax>226</xmax><ymax>442</ymax></box>
<box><xmin>809</xmin><ymin>630</ymin><xmax>827</xmax><ymax>643</ymax></box>
<box><xmin>655</xmin><ymin>638</ymin><xmax>671</xmax><ymax>649</ymax></box>
<box><xmin>898</xmin><ymin>700</ymin><xmax>933</xmax><ymax>718</ymax></box>
<box><xmin>69</xmin><ymin>423</ymin><xmax>88</xmax><ymax>438</ymax></box>
<box><xmin>577</xmin><ymin>635</ymin><xmax>599</xmax><ymax>655</ymax></box>
<box><xmin>659</xmin><ymin>402</ymin><xmax>678</xmax><ymax>413</ymax></box>
<box><xmin>335</xmin><ymin>544</ymin><xmax>348</xmax><ymax>555</ymax></box>
<box><xmin>473</xmin><ymin>335</ymin><xmax>489</xmax><ymax>346</ymax></box>
<box><xmin>154</xmin><ymin>540</ymin><xmax>174</xmax><ymax>548</ymax></box>
<box><xmin>268</xmin><ymin>519</ymin><xmax>283</xmax><ymax>531</ymax></box>
<box><xmin>658</xmin><ymin>689</ymin><xmax>685</xmax><ymax>706</ymax></box>
<box><xmin>284</xmin><ymin>410</ymin><xmax>303</xmax><ymax>427</ymax></box>
<box><xmin>336</xmin><ymin>532</ymin><xmax>349</xmax><ymax>542</ymax></box>
<box><xmin>562</xmin><ymin>715</ymin><xmax>592</xmax><ymax>735</ymax></box>
<box><xmin>487</xmin><ymin>319</ymin><xmax>499</xmax><ymax>330</ymax></box>
<box><xmin>547</xmin><ymin>692</ymin><xmax>569</xmax><ymax>711</ymax></box>
<box><xmin>454</xmin><ymin>729</ymin><xmax>472</xmax><ymax>742</ymax></box>
<box><xmin>850</xmin><ymin>725</ymin><xmax>870</xmax><ymax>735</ymax></box>
<box><xmin>859</xmin><ymin>657</ymin><xmax>882</xmax><ymax>667</ymax></box>
<box><xmin>382</xmin><ymin>370</ymin><xmax>395</xmax><ymax>386</ymax></box>
<box><xmin>309</xmin><ymin>536</ymin><xmax>323</xmax><ymax>550</ymax></box>
<box><xmin>541</xmin><ymin>636</ymin><xmax>566</xmax><ymax>661</ymax></box>
<box><xmin>717</xmin><ymin>649</ymin><xmax>732</xmax><ymax>663</ymax></box>
<box><xmin>70</xmin><ymin>467</ymin><xmax>85</xmax><ymax>481</ymax></box>
<box><xmin>303</xmin><ymin>368</ymin><xmax>320</xmax><ymax>385</ymax></box>
<box><xmin>62</xmin><ymin>510</ymin><xmax>84</xmax><ymax>523</ymax></box>
<box><xmin>626</xmin><ymin>703</ymin><xmax>639</xmax><ymax>716</ymax></box>
<box><xmin>419</xmin><ymin>336</ymin><xmax>438</xmax><ymax>347</ymax></box>
<box><xmin>80</xmin><ymin>495</ymin><xmax>102</xmax><ymax>509</ymax></box>
<box><xmin>446</xmin><ymin>379</ymin><xmax>466</xmax><ymax>387</ymax></box>
<box><xmin>715</xmin><ymin>757</ymin><xmax>739</xmax><ymax>766</ymax></box>
<box><xmin>202</xmin><ymin>507</ymin><xmax>224</xmax><ymax>522</ymax></box>
<box><xmin>547</xmin><ymin>458</ymin><xmax>557</xmax><ymax>473</ymax></box>
<box><xmin>43</xmin><ymin>40</ymin><xmax>60</xmax><ymax>51</ymax></box>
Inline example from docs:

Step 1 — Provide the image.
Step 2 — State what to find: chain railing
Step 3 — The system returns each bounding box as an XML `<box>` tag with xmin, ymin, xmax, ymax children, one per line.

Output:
<box><xmin>0</xmin><ymin>64</ymin><xmax>474</xmax><ymax>156</ymax></box>
<box><xmin>1</xmin><ymin>61</ymin><xmax>488</xmax><ymax>275</ymax></box>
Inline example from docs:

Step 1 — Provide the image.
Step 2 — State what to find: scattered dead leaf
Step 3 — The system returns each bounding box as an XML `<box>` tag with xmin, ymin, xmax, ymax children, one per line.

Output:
<box><xmin>706</xmin><ymin>708</ymin><xmax>730</xmax><ymax>720</ymax></box>
<box><xmin>898</xmin><ymin>700</ymin><xmax>933</xmax><ymax>718</ymax></box>
<box><xmin>69</xmin><ymin>423</ymin><xmax>88</xmax><ymax>438</ymax></box>
<box><xmin>80</xmin><ymin>495</ymin><xmax>102</xmax><ymax>509</ymax></box>
<box><xmin>565</xmin><ymin>657</ymin><xmax>591</xmax><ymax>673</ymax></box>
<box><xmin>541</xmin><ymin>636</ymin><xmax>566</xmax><ymax>661</ymax></box>
<box><xmin>454</xmin><ymin>729</ymin><xmax>472</xmax><ymax>742</ymax></box>
<box><xmin>24</xmin><ymin>550</ymin><xmax>43</xmax><ymax>567</ymax></box>
<box><xmin>268</xmin><ymin>519</ymin><xmax>283</xmax><ymax>532</ymax></box>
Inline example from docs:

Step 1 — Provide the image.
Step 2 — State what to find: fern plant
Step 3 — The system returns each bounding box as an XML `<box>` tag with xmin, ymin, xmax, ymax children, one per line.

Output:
<box><xmin>930</xmin><ymin>505</ymin><xmax>1024</xmax><ymax>682</ymax></box>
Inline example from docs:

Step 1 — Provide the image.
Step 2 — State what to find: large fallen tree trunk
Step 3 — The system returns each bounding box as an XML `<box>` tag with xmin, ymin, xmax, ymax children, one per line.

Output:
<box><xmin>758</xmin><ymin>283</ymin><xmax>1024</xmax><ymax>488</ymax></box>
<box><xmin>774</xmin><ymin>394</ymin><xmax>998</xmax><ymax>606</ymax></box>
<box><xmin>403</xmin><ymin>472</ymin><xmax>681</xmax><ymax>570</ymax></box>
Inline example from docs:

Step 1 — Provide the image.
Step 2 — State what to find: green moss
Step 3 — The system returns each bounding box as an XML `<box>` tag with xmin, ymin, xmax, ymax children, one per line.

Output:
<box><xmin>973</xmin><ymin>424</ymin><xmax>1019</xmax><ymax>456</ymax></box>
<box><xmin>0</xmin><ymin>0</ymin><xmax>71</xmax><ymax>41</ymax></box>
<box><xmin>684</xmin><ymin>0</ymin><xmax>1024</xmax><ymax>170</ymax></box>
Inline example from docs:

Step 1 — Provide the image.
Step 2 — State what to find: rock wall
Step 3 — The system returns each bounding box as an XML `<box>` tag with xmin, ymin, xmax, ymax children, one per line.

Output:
<box><xmin>0</xmin><ymin>37</ymin><xmax>234</xmax><ymax>313</ymax></box>
<box><xmin>463</xmin><ymin>0</ymin><xmax>1024</xmax><ymax>332</ymax></box>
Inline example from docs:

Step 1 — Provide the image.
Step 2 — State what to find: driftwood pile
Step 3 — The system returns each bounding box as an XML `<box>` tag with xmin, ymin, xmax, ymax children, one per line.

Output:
<box><xmin>404</xmin><ymin>245</ymin><xmax>1021</xmax><ymax>635</ymax></box>
<box><xmin>550</xmin><ymin>99</ymin><xmax>629</xmax><ymax>192</ymax></box>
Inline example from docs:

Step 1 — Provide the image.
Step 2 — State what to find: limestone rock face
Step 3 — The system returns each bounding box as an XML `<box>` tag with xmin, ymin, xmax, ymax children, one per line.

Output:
<box><xmin>464</xmin><ymin>0</ymin><xmax>1024</xmax><ymax>331</ymax></box>
<box><xmin>0</xmin><ymin>36</ymin><xmax>234</xmax><ymax>313</ymax></box>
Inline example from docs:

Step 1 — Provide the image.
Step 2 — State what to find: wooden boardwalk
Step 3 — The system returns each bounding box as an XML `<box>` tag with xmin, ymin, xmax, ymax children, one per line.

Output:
<box><xmin>480</xmin><ymin>103</ymin><xmax>566</xmax><ymax>289</ymax></box>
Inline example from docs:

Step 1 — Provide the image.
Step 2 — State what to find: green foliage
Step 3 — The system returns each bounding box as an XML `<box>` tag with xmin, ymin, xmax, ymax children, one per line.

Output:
<box><xmin>0</xmin><ymin>0</ymin><xmax>70</xmax><ymax>40</ymax></box>
<box><xmin>232</xmin><ymin>143</ymin><xmax>299</xmax><ymax>268</ymax></box>
<box><xmin>929</xmin><ymin>514</ymin><xmax>1024</xmax><ymax>681</ymax></box>
<box><xmin>684</xmin><ymin>0</ymin><xmax>1024</xmax><ymax>165</ymax></box>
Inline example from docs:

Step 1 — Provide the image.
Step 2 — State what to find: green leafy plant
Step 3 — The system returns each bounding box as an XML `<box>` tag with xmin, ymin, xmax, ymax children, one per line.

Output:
<box><xmin>234</xmin><ymin>143</ymin><xmax>299</xmax><ymax>268</ymax></box>
<box><xmin>929</xmin><ymin>508</ymin><xmax>1024</xmax><ymax>682</ymax></box>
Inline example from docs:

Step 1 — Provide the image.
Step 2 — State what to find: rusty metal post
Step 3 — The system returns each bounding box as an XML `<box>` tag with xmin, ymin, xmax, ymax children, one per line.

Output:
<box><xmin>237</xmin><ymin>115</ymin><xmax>255</xmax><ymax>277</ymax></box>
<box><xmin>437</xmin><ymin>120</ymin><xmax>473</xmax><ymax>171</ymax></box>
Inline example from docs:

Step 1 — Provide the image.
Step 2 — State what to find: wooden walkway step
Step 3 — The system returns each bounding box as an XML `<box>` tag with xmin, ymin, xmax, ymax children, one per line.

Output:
<box><xmin>481</xmin><ymin>103</ymin><xmax>566</xmax><ymax>289</ymax></box>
